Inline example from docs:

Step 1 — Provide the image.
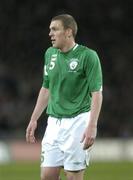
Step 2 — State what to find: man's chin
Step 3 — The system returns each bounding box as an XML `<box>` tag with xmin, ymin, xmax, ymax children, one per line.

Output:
<box><xmin>52</xmin><ymin>44</ymin><xmax>58</xmax><ymax>48</ymax></box>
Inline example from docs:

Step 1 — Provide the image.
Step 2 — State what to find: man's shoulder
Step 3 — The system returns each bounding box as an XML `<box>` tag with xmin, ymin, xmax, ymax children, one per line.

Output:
<box><xmin>45</xmin><ymin>47</ymin><xmax>58</xmax><ymax>54</ymax></box>
<box><xmin>78</xmin><ymin>44</ymin><xmax>97</xmax><ymax>55</ymax></box>
<box><xmin>44</xmin><ymin>47</ymin><xmax>58</xmax><ymax>63</ymax></box>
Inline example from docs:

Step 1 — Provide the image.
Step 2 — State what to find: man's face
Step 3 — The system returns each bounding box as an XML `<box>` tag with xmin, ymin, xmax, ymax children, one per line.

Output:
<box><xmin>49</xmin><ymin>20</ymin><xmax>68</xmax><ymax>49</ymax></box>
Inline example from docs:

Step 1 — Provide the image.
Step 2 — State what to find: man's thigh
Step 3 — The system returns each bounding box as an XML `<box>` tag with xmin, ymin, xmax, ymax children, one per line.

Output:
<box><xmin>41</xmin><ymin>167</ymin><xmax>61</xmax><ymax>180</ymax></box>
<box><xmin>63</xmin><ymin>112</ymin><xmax>91</xmax><ymax>171</ymax></box>
<box><xmin>65</xmin><ymin>170</ymin><xmax>85</xmax><ymax>180</ymax></box>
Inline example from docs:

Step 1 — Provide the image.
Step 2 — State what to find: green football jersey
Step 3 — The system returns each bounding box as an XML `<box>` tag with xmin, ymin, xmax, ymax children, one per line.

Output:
<box><xmin>42</xmin><ymin>44</ymin><xmax>102</xmax><ymax>118</ymax></box>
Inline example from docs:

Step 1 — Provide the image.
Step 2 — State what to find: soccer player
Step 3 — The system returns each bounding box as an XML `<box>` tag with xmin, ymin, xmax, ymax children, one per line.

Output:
<box><xmin>26</xmin><ymin>14</ymin><xmax>103</xmax><ymax>180</ymax></box>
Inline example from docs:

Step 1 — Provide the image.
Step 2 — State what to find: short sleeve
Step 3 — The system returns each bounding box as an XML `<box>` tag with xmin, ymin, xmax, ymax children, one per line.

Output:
<box><xmin>84</xmin><ymin>50</ymin><xmax>103</xmax><ymax>92</ymax></box>
<box><xmin>42</xmin><ymin>50</ymin><xmax>49</xmax><ymax>88</ymax></box>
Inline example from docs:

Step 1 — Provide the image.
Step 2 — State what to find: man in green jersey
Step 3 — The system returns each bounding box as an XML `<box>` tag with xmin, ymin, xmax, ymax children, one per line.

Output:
<box><xmin>26</xmin><ymin>14</ymin><xmax>103</xmax><ymax>180</ymax></box>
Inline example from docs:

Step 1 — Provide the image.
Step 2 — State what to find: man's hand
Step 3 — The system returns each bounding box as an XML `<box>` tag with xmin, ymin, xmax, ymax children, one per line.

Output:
<box><xmin>81</xmin><ymin>124</ymin><xmax>97</xmax><ymax>150</ymax></box>
<box><xmin>26</xmin><ymin>121</ymin><xmax>37</xmax><ymax>143</ymax></box>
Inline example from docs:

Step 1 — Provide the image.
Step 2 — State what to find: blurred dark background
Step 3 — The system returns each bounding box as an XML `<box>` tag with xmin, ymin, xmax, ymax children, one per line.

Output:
<box><xmin>0</xmin><ymin>0</ymin><xmax>133</xmax><ymax>140</ymax></box>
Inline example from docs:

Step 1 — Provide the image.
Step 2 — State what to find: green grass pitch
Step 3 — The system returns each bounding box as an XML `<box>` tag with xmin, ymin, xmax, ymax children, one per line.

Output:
<box><xmin>0</xmin><ymin>161</ymin><xmax>133</xmax><ymax>180</ymax></box>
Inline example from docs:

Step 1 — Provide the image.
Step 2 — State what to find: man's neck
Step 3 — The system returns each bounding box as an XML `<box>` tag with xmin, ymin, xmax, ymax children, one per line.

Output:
<box><xmin>60</xmin><ymin>41</ymin><xmax>76</xmax><ymax>53</ymax></box>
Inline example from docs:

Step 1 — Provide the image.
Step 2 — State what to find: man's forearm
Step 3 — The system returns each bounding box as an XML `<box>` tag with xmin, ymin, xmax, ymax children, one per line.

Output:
<box><xmin>30</xmin><ymin>87</ymin><xmax>49</xmax><ymax>122</ymax></box>
<box><xmin>89</xmin><ymin>91</ymin><xmax>103</xmax><ymax>126</ymax></box>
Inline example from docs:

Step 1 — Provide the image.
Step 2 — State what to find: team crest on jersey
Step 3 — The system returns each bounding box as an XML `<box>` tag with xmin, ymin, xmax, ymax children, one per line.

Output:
<box><xmin>69</xmin><ymin>59</ymin><xmax>79</xmax><ymax>71</ymax></box>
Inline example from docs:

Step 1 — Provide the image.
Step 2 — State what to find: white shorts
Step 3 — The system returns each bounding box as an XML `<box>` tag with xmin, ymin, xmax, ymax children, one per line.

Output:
<box><xmin>41</xmin><ymin>112</ymin><xmax>92</xmax><ymax>171</ymax></box>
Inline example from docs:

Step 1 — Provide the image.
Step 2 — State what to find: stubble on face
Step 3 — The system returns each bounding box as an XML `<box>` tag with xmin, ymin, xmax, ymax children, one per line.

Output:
<box><xmin>49</xmin><ymin>20</ymin><xmax>67</xmax><ymax>50</ymax></box>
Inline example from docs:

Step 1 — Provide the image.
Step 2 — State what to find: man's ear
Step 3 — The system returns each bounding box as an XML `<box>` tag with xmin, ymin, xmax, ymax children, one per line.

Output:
<box><xmin>66</xmin><ymin>28</ymin><xmax>73</xmax><ymax>38</ymax></box>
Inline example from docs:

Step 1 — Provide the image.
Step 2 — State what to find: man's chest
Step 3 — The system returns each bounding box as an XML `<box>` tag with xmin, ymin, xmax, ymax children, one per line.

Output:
<box><xmin>46</xmin><ymin>53</ymin><xmax>85</xmax><ymax>79</ymax></box>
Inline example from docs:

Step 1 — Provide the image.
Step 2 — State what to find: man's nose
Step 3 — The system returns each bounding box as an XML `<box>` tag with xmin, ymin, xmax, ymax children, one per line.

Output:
<box><xmin>49</xmin><ymin>30</ymin><xmax>52</xmax><ymax>37</ymax></box>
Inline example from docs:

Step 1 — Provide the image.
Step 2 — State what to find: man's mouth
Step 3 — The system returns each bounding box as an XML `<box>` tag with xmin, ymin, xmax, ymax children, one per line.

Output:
<box><xmin>51</xmin><ymin>39</ymin><xmax>55</xmax><ymax>43</ymax></box>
